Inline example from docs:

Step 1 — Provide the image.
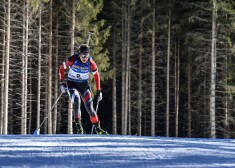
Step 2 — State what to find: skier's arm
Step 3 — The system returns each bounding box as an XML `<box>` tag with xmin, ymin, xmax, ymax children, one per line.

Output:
<box><xmin>59</xmin><ymin>55</ymin><xmax>76</xmax><ymax>81</ymax></box>
<box><xmin>90</xmin><ymin>59</ymin><xmax>101</xmax><ymax>90</ymax></box>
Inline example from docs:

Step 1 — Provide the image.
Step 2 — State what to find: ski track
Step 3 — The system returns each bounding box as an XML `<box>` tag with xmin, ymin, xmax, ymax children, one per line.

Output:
<box><xmin>0</xmin><ymin>135</ymin><xmax>235</xmax><ymax>168</ymax></box>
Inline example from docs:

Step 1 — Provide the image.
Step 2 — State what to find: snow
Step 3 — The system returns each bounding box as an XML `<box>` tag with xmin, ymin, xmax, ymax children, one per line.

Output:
<box><xmin>0</xmin><ymin>134</ymin><xmax>235</xmax><ymax>168</ymax></box>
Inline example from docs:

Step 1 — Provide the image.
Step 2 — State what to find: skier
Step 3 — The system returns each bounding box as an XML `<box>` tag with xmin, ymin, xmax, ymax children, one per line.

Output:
<box><xmin>59</xmin><ymin>44</ymin><xmax>107</xmax><ymax>135</ymax></box>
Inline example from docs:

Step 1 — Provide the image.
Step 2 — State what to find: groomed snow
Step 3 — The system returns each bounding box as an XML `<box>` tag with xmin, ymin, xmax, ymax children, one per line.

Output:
<box><xmin>0</xmin><ymin>134</ymin><xmax>235</xmax><ymax>168</ymax></box>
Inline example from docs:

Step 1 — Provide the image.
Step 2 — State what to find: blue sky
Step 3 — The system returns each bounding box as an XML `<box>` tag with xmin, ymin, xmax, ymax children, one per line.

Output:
<box><xmin>0</xmin><ymin>134</ymin><xmax>235</xmax><ymax>168</ymax></box>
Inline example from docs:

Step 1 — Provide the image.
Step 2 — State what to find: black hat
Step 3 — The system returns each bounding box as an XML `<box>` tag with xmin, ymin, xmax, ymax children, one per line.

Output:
<box><xmin>79</xmin><ymin>44</ymin><xmax>90</xmax><ymax>54</ymax></box>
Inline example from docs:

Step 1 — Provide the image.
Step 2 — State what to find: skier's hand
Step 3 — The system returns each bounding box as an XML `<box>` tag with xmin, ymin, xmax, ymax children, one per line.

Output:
<box><xmin>96</xmin><ymin>90</ymin><xmax>103</xmax><ymax>101</ymax></box>
<box><xmin>60</xmin><ymin>81</ymin><xmax>67</xmax><ymax>93</ymax></box>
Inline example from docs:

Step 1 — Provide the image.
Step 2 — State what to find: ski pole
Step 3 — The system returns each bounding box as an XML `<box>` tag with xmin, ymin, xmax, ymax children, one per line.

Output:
<box><xmin>33</xmin><ymin>92</ymin><xmax>63</xmax><ymax>135</ymax></box>
<box><xmin>91</xmin><ymin>98</ymin><xmax>100</xmax><ymax>134</ymax></box>
<box><xmin>86</xmin><ymin>31</ymin><xmax>94</xmax><ymax>45</ymax></box>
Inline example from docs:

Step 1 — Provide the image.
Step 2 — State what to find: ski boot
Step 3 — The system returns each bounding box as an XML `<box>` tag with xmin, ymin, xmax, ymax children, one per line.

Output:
<box><xmin>74</xmin><ymin>118</ymin><xmax>84</xmax><ymax>134</ymax></box>
<box><xmin>93</xmin><ymin>121</ymin><xmax>108</xmax><ymax>135</ymax></box>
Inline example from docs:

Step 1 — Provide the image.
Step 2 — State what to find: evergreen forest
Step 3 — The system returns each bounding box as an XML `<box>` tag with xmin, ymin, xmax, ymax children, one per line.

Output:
<box><xmin>1</xmin><ymin>0</ymin><xmax>235</xmax><ymax>139</ymax></box>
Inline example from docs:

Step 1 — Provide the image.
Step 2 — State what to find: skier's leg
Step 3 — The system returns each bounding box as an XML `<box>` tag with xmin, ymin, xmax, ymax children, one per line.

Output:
<box><xmin>80</xmin><ymin>88</ymin><xmax>107</xmax><ymax>135</ymax></box>
<box><xmin>68</xmin><ymin>88</ymin><xmax>84</xmax><ymax>134</ymax></box>
<box><xmin>80</xmin><ymin>89</ymin><xmax>97</xmax><ymax>121</ymax></box>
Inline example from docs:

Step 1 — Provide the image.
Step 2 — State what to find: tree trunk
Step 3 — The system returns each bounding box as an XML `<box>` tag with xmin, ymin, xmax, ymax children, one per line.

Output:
<box><xmin>28</xmin><ymin>44</ymin><xmax>32</xmax><ymax>134</ymax></box>
<box><xmin>47</xmin><ymin>0</ymin><xmax>53</xmax><ymax>134</ymax></box>
<box><xmin>21</xmin><ymin>0</ymin><xmax>27</xmax><ymax>134</ymax></box>
<box><xmin>151</xmin><ymin>0</ymin><xmax>156</xmax><ymax>137</ymax></box>
<box><xmin>121</xmin><ymin>0</ymin><xmax>127</xmax><ymax>135</ymax></box>
<box><xmin>210</xmin><ymin>0</ymin><xmax>217</xmax><ymax>138</ymax></box>
<box><xmin>53</xmin><ymin>2</ymin><xmax>59</xmax><ymax>134</ymax></box>
<box><xmin>36</xmin><ymin>1</ymin><xmax>42</xmax><ymax>132</ymax></box>
<box><xmin>0</xmin><ymin>3</ymin><xmax>6</xmax><ymax>134</ymax></box>
<box><xmin>166</xmin><ymin>8</ymin><xmax>171</xmax><ymax>137</ymax></box>
<box><xmin>175</xmin><ymin>40</ymin><xmax>180</xmax><ymax>137</ymax></box>
<box><xmin>224</xmin><ymin>51</ymin><xmax>228</xmax><ymax>138</ymax></box>
<box><xmin>128</xmin><ymin>76</ymin><xmax>131</xmax><ymax>135</ymax></box>
<box><xmin>112</xmin><ymin>26</ymin><xmax>117</xmax><ymax>135</ymax></box>
<box><xmin>187</xmin><ymin>50</ymin><xmax>192</xmax><ymax>138</ymax></box>
<box><xmin>137</xmin><ymin>16</ymin><xmax>143</xmax><ymax>136</ymax></box>
<box><xmin>126</xmin><ymin>0</ymin><xmax>130</xmax><ymax>135</ymax></box>
<box><xmin>68</xmin><ymin>0</ymin><xmax>76</xmax><ymax>134</ymax></box>
<box><xmin>3</xmin><ymin>0</ymin><xmax>11</xmax><ymax>135</ymax></box>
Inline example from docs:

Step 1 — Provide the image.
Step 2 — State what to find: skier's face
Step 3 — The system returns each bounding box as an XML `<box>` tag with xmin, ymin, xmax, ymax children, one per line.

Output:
<box><xmin>79</xmin><ymin>53</ymin><xmax>89</xmax><ymax>63</ymax></box>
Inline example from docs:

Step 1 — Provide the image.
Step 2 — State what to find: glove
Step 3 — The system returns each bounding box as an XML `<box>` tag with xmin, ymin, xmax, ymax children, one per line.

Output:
<box><xmin>96</xmin><ymin>90</ymin><xmax>103</xmax><ymax>101</ymax></box>
<box><xmin>60</xmin><ymin>81</ymin><xmax>67</xmax><ymax>93</ymax></box>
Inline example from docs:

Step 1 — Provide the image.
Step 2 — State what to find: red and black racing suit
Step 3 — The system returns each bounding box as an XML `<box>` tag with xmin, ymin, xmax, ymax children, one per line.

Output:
<box><xmin>59</xmin><ymin>53</ymin><xmax>100</xmax><ymax>124</ymax></box>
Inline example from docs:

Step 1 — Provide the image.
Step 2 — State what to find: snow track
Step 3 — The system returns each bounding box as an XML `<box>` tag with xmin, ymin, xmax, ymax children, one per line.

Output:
<box><xmin>0</xmin><ymin>134</ymin><xmax>235</xmax><ymax>168</ymax></box>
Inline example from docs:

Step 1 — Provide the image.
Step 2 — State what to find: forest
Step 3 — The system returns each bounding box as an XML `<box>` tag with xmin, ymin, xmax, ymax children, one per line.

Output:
<box><xmin>1</xmin><ymin>0</ymin><xmax>235</xmax><ymax>139</ymax></box>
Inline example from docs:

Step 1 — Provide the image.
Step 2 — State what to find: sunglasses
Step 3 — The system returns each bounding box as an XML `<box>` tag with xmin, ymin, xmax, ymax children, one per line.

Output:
<box><xmin>80</xmin><ymin>53</ymin><xmax>89</xmax><ymax>58</ymax></box>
